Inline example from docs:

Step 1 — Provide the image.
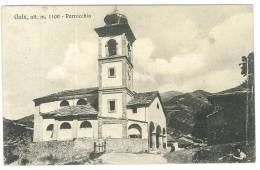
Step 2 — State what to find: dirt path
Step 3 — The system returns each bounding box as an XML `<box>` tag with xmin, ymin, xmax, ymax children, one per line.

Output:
<box><xmin>98</xmin><ymin>152</ymin><xmax>168</xmax><ymax>164</ymax></box>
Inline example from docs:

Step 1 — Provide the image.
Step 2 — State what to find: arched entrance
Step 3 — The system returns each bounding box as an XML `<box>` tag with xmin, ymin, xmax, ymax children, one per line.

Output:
<box><xmin>128</xmin><ymin>124</ymin><xmax>142</xmax><ymax>138</ymax></box>
<box><xmin>156</xmin><ymin>125</ymin><xmax>161</xmax><ymax>148</ymax></box>
<box><xmin>149</xmin><ymin>122</ymin><xmax>155</xmax><ymax>149</ymax></box>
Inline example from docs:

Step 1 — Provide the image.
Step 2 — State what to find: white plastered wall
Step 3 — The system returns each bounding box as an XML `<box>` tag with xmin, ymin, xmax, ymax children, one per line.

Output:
<box><xmin>101</xmin><ymin>61</ymin><xmax>123</xmax><ymax>88</ymax></box>
<box><xmin>77</xmin><ymin>120</ymin><xmax>98</xmax><ymax>138</ymax></box>
<box><xmin>57</xmin><ymin>120</ymin><xmax>73</xmax><ymax>141</ymax></box>
<box><xmin>147</xmin><ymin>97</ymin><xmax>167</xmax><ymax>132</ymax></box>
<box><xmin>102</xmin><ymin>123</ymin><xmax>123</xmax><ymax>138</ymax></box>
<box><xmin>127</xmin><ymin>107</ymin><xmax>147</xmax><ymax>122</ymax></box>
<box><xmin>101</xmin><ymin>92</ymin><xmax>123</xmax><ymax>118</ymax></box>
<box><xmin>33</xmin><ymin>106</ymin><xmax>42</xmax><ymax>142</ymax></box>
<box><xmin>42</xmin><ymin>118</ymin><xmax>55</xmax><ymax>141</ymax></box>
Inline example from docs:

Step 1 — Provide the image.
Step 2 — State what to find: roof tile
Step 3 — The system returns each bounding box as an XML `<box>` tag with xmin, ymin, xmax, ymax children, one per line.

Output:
<box><xmin>127</xmin><ymin>91</ymin><xmax>159</xmax><ymax>107</ymax></box>
<box><xmin>40</xmin><ymin>104</ymin><xmax>97</xmax><ymax>118</ymax></box>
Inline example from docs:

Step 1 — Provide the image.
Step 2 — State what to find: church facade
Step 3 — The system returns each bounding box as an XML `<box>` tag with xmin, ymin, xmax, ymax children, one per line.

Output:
<box><xmin>33</xmin><ymin>10</ymin><xmax>167</xmax><ymax>151</ymax></box>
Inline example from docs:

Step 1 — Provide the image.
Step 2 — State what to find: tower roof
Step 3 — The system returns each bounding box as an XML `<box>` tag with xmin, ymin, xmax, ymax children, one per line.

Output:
<box><xmin>104</xmin><ymin>7</ymin><xmax>128</xmax><ymax>25</ymax></box>
<box><xmin>94</xmin><ymin>7</ymin><xmax>136</xmax><ymax>43</ymax></box>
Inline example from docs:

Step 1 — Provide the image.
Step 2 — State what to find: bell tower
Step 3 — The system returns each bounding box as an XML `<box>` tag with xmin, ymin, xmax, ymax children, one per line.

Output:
<box><xmin>95</xmin><ymin>8</ymin><xmax>136</xmax><ymax>138</ymax></box>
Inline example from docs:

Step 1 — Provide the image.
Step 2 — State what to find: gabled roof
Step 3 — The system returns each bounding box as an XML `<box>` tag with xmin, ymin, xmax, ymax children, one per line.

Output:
<box><xmin>33</xmin><ymin>87</ymin><xmax>98</xmax><ymax>107</ymax></box>
<box><xmin>40</xmin><ymin>105</ymin><xmax>97</xmax><ymax>118</ymax></box>
<box><xmin>127</xmin><ymin>91</ymin><xmax>167</xmax><ymax>117</ymax></box>
<box><xmin>127</xmin><ymin>91</ymin><xmax>159</xmax><ymax>108</ymax></box>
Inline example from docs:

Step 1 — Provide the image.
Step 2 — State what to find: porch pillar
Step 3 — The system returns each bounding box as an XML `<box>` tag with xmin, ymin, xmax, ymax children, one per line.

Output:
<box><xmin>98</xmin><ymin>119</ymin><xmax>102</xmax><ymax>138</ymax></box>
<box><xmin>162</xmin><ymin>135</ymin><xmax>166</xmax><ymax>149</ymax></box>
<box><xmin>160</xmin><ymin>135</ymin><xmax>164</xmax><ymax>149</ymax></box>
<box><xmin>53</xmin><ymin>120</ymin><xmax>59</xmax><ymax>140</ymax></box>
<box><xmin>72</xmin><ymin>119</ymin><xmax>78</xmax><ymax>139</ymax></box>
<box><xmin>151</xmin><ymin>132</ymin><xmax>156</xmax><ymax>150</ymax></box>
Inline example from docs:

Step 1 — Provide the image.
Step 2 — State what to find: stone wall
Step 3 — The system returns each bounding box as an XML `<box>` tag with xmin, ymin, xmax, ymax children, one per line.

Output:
<box><xmin>106</xmin><ymin>138</ymin><xmax>148</xmax><ymax>153</ymax></box>
<box><xmin>23</xmin><ymin>138</ymin><xmax>95</xmax><ymax>164</ymax></box>
<box><xmin>18</xmin><ymin>138</ymin><xmax>148</xmax><ymax>165</ymax></box>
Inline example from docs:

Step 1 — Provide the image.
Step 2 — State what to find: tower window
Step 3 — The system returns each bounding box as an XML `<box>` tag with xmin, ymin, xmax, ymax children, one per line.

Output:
<box><xmin>108</xmin><ymin>99</ymin><xmax>116</xmax><ymax>113</ymax></box>
<box><xmin>108</xmin><ymin>68</ymin><xmax>116</xmax><ymax>78</ymax></box>
<box><xmin>107</xmin><ymin>39</ymin><xmax>117</xmax><ymax>56</ymax></box>
<box><xmin>157</xmin><ymin>103</ymin><xmax>160</xmax><ymax>109</ymax></box>
<box><xmin>132</xmin><ymin>108</ymin><xmax>137</xmax><ymax>113</ymax></box>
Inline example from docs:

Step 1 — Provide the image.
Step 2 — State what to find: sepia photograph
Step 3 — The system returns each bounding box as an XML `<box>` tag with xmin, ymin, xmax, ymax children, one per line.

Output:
<box><xmin>1</xmin><ymin>4</ymin><xmax>255</xmax><ymax>165</ymax></box>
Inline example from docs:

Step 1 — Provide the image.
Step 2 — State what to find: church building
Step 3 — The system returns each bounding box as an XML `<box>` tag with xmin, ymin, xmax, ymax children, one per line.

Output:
<box><xmin>33</xmin><ymin>9</ymin><xmax>167</xmax><ymax>151</ymax></box>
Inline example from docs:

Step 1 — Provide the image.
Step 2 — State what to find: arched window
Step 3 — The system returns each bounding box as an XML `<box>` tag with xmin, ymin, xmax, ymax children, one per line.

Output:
<box><xmin>60</xmin><ymin>122</ymin><xmax>71</xmax><ymax>129</ymax></box>
<box><xmin>77</xmin><ymin>98</ymin><xmax>87</xmax><ymax>105</ymax></box>
<box><xmin>107</xmin><ymin>39</ymin><xmax>117</xmax><ymax>56</ymax></box>
<box><xmin>80</xmin><ymin>121</ymin><xmax>92</xmax><ymax>128</ymax></box>
<box><xmin>60</xmin><ymin>100</ymin><xmax>69</xmax><ymax>107</ymax></box>
<box><xmin>46</xmin><ymin>124</ymin><xmax>54</xmax><ymax>131</ymax></box>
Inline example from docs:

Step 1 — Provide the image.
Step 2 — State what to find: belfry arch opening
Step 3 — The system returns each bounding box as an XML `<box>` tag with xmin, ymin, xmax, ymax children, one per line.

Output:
<box><xmin>107</xmin><ymin>39</ymin><xmax>117</xmax><ymax>56</ymax></box>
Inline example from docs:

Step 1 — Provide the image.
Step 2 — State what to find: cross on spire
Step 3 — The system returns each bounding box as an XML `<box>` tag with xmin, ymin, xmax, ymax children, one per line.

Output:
<box><xmin>113</xmin><ymin>6</ymin><xmax>118</xmax><ymax>13</ymax></box>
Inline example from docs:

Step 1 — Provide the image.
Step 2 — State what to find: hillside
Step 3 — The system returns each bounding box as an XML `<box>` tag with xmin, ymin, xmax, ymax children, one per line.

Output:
<box><xmin>161</xmin><ymin>90</ymin><xmax>212</xmax><ymax>137</ymax></box>
<box><xmin>15</xmin><ymin>114</ymin><xmax>34</xmax><ymax>128</ymax></box>
<box><xmin>3</xmin><ymin>118</ymin><xmax>33</xmax><ymax>164</ymax></box>
<box><xmin>161</xmin><ymin>91</ymin><xmax>183</xmax><ymax>103</ymax></box>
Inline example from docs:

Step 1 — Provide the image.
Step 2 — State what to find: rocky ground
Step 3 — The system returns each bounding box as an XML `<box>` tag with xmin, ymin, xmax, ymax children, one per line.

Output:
<box><xmin>96</xmin><ymin>152</ymin><xmax>167</xmax><ymax>164</ymax></box>
<box><xmin>86</xmin><ymin>141</ymin><xmax>255</xmax><ymax>164</ymax></box>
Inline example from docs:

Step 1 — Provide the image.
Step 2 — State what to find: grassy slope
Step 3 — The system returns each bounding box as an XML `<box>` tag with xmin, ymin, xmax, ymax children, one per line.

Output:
<box><xmin>161</xmin><ymin>90</ymin><xmax>212</xmax><ymax>135</ymax></box>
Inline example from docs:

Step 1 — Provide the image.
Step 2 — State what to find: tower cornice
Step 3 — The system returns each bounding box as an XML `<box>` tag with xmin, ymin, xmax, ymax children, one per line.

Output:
<box><xmin>98</xmin><ymin>55</ymin><xmax>133</xmax><ymax>68</ymax></box>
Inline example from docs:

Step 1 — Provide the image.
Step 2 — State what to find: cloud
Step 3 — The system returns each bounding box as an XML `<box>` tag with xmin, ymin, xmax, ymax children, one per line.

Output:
<box><xmin>47</xmin><ymin>41</ymin><xmax>98</xmax><ymax>88</ymax></box>
<box><xmin>46</xmin><ymin>13</ymin><xmax>253</xmax><ymax>93</ymax></box>
<box><xmin>133</xmin><ymin>13</ymin><xmax>253</xmax><ymax>93</ymax></box>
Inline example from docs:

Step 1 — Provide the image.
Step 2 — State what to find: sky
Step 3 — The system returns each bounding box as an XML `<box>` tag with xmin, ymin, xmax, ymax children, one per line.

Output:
<box><xmin>2</xmin><ymin>5</ymin><xmax>253</xmax><ymax>119</ymax></box>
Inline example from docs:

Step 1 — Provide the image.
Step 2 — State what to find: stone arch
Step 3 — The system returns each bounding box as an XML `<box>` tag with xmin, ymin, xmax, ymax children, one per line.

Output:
<box><xmin>149</xmin><ymin>122</ymin><xmax>155</xmax><ymax>148</ymax></box>
<box><xmin>80</xmin><ymin>121</ymin><xmax>92</xmax><ymax>128</ymax></box>
<box><xmin>128</xmin><ymin>124</ymin><xmax>142</xmax><ymax>138</ymax></box>
<box><xmin>77</xmin><ymin>98</ymin><xmax>87</xmax><ymax>105</ymax></box>
<box><xmin>60</xmin><ymin>100</ymin><xmax>69</xmax><ymax>107</ymax></box>
<box><xmin>60</xmin><ymin>122</ymin><xmax>71</xmax><ymax>129</ymax></box>
<box><xmin>107</xmin><ymin>39</ymin><xmax>117</xmax><ymax>56</ymax></box>
<box><xmin>156</xmin><ymin>125</ymin><xmax>162</xmax><ymax>148</ymax></box>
